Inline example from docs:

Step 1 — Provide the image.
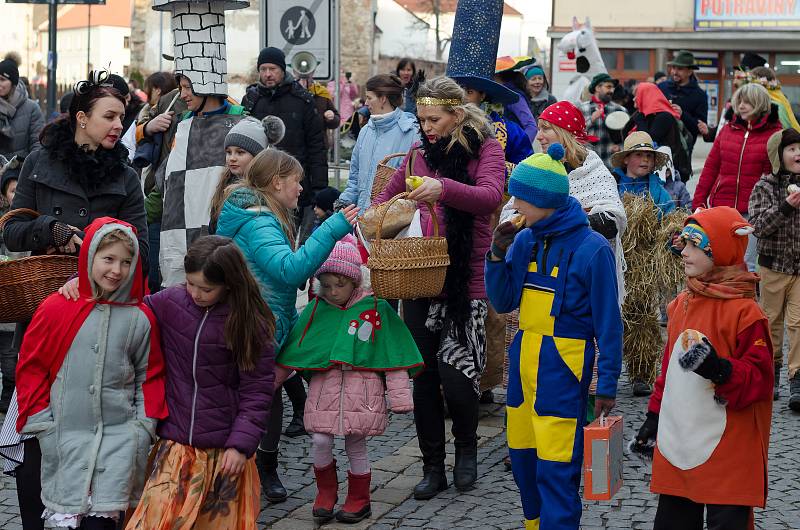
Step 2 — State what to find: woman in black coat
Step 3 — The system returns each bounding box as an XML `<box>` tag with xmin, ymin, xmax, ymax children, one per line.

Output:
<box><xmin>4</xmin><ymin>75</ymin><xmax>147</xmax><ymax>264</ymax></box>
<box><xmin>0</xmin><ymin>71</ymin><xmax>147</xmax><ymax>530</ymax></box>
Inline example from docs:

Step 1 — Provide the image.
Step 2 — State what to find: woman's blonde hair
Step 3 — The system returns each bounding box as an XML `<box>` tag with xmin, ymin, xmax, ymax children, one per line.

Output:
<box><xmin>225</xmin><ymin>149</ymin><xmax>303</xmax><ymax>243</ymax></box>
<box><xmin>732</xmin><ymin>83</ymin><xmax>771</xmax><ymax>120</ymax></box>
<box><xmin>415</xmin><ymin>77</ymin><xmax>494</xmax><ymax>154</ymax></box>
<box><xmin>538</xmin><ymin>118</ymin><xmax>588</xmax><ymax>169</ymax></box>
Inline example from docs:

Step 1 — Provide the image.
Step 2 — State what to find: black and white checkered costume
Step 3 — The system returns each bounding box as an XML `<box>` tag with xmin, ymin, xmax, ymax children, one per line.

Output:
<box><xmin>159</xmin><ymin>112</ymin><xmax>244</xmax><ymax>287</ymax></box>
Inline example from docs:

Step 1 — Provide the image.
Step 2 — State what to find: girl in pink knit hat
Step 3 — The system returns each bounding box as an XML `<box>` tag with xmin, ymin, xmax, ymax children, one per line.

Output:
<box><xmin>276</xmin><ymin>235</ymin><xmax>424</xmax><ymax>524</ymax></box>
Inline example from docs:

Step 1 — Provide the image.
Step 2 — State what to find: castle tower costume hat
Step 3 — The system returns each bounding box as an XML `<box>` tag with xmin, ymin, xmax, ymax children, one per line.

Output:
<box><xmin>152</xmin><ymin>0</ymin><xmax>248</xmax><ymax>96</ymax></box>
<box><xmin>445</xmin><ymin>0</ymin><xmax>519</xmax><ymax>105</ymax></box>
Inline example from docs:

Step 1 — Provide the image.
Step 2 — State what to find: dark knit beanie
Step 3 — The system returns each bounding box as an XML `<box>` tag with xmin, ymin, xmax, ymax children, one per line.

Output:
<box><xmin>107</xmin><ymin>74</ymin><xmax>130</xmax><ymax>97</ymax></box>
<box><xmin>257</xmin><ymin>47</ymin><xmax>286</xmax><ymax>72</ymax></box>
<box><xmin>313</xmin><ymin>186</ymin><xmax>341</xmax><ymax>213</ymax></box>
<box><xmin>0</xmin><ymin>59</ymin><xmax>19</xmax><ymax>86</ymax></box>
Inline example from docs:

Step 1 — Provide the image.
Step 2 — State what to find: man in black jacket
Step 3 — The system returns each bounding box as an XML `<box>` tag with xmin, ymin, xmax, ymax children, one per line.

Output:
<box><xmin>658</xmin><ymin>50</ymin><xmax>709</xmax><ymax>158</ymax></box>
<box><xmin>242</xmin><ymin>47</ymin><xmax>328</xmax><ymax>241</ymax></box>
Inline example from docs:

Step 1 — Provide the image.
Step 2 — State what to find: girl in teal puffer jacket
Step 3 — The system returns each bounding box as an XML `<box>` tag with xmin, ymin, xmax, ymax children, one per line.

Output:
<box><xmin>216</xmin><ymin>148</ymin><xmax>358</xmax><ymax>504</ymax></box>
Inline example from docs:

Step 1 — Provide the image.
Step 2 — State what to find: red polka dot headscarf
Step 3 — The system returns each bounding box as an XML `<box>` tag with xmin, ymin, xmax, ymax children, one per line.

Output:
<box><xmin>540</xmin><ymin>101</ymin><xmax>599</xmax><ymax>144</ymax></box>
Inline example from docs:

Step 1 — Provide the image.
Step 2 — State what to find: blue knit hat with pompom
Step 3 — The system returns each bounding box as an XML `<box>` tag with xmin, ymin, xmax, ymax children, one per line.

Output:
<box><xmin>508</xmin><ymin>143</ymin><xmax>570</xmax><ymax>208</ymax></box>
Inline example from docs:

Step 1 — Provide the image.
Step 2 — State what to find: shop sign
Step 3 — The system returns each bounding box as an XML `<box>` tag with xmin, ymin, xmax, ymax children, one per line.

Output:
<box><xmin>695</xmin><ymin>0</ymin><xmax>800</xmax><ymax>30</ymax></box>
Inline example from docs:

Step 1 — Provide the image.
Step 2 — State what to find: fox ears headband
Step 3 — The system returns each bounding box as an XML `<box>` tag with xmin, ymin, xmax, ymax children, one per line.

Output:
<box><xmin>670</xmin><ymin>208</ymin><xmax>753</xmax><ymax>257</ymax></box>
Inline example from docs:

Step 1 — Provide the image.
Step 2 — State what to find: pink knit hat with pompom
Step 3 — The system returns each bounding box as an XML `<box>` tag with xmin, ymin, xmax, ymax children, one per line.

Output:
<box><xmin>314</xmin><ymin>234</ymin><xmax>363</xmax><ymax>284</ymax></box>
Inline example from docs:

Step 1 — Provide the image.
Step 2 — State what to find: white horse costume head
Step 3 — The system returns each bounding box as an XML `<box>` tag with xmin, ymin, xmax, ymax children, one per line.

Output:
<box><xmin>557</xmin><ymin>17</ymin><xmax>607</xmax><ymax>105</ymax></box>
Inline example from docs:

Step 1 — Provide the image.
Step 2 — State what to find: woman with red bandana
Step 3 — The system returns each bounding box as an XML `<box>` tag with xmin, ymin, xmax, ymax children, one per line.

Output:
<box><xmin>623</xmin><ymin>82</ymin><xmax>692</xmax><ymax>182</ymax></box>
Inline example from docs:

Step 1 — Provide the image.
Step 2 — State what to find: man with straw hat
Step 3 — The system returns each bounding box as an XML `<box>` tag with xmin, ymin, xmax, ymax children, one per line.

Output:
<box><xmin>658</xmin><ymin>50</ymin><xmax>709</xmax><ymax>157</ymax></box>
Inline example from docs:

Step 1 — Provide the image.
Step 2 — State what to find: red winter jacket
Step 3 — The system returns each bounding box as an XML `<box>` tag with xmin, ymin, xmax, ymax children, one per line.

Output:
<box><xmin>693</xmin><ymin>106</ymin><xmax>782</xmax><ymax>214</ymax></box>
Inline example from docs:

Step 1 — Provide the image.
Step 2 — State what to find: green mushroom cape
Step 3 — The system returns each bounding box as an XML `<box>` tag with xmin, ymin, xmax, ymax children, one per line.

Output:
<box><xmin>277</xmin><ymin>295</ymin><xmax>424</xmax><ymax>377</ymax></box>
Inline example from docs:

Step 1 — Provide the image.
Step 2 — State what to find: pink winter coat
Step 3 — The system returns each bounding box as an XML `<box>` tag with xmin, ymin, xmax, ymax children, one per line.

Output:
<box><xmin>301</xmin><ymin>286</ymin><xmax>414</xmax><ymax>436</ymax></box>
<box><xmin>374</xmin><ymin>139</ymin><xmax>506</xmax><ymax>300</ymax></box>
<box><xmin>328</xmin><ymin>78</ymin><xmax>359</xmax><ymax>124</ymax></box>
<box><xmin>304</xmin><ymin>368</ymin><xmax>412</xmax><ymax>436</ymax></box>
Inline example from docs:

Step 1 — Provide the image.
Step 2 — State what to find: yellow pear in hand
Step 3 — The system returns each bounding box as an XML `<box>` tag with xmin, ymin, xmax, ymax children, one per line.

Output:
<box><xmin>406</xmin><ymin>175</ymin><xmax>425</xmax><ymax>190</ymax></box>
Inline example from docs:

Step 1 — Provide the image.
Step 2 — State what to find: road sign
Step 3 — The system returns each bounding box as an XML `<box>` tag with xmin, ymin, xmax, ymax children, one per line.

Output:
<box><xmin>266</xmin><ymin>0</ymin><xmax>332</xmax><ymax>79</ymax></box>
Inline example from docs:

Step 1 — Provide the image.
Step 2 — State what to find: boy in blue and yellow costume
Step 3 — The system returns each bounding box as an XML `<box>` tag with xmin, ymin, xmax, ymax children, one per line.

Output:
<box><xmin>485</xmin><ymin>144</ymin><xmax>623</xmax><ymax>529</ymax></box>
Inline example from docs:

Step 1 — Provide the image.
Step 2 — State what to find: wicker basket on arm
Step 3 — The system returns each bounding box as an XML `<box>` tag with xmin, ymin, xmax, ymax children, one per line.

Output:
<box><xmin>0</xmin><ymin>208</ymin><xmax>79</xmax><ymax>322</ymax></box>
<box><xmin>367</xmin><ymin>192</ymin><xmax>450</xmax><ymax>300</ymax></box>
<box><xmin>370</xmin><ymin>152</ymin><xmax>407</xmax><ymax>201</ymax></box>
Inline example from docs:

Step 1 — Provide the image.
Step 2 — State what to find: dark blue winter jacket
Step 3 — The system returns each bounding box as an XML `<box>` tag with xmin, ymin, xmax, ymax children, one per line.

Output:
<box><xmin>484</xmin><ymin>197</ymin><xmax>623</xmax><ymax>398</ymax></box>
<box><xmin>658</xmin><ymin>76</ymin><xmax>708</xmax><ymax>138</ymax></box>
<box><xmin>613</xmin><ymin>168</ymin><xmax>676</xmax><ymax>218</ymax></box>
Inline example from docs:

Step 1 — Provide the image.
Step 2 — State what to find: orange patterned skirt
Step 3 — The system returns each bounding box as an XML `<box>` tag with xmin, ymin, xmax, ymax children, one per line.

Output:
<box><xmin>125</xmin><ymin>440</ymin><xmax>260</xmax><ymax>530</ymax></box>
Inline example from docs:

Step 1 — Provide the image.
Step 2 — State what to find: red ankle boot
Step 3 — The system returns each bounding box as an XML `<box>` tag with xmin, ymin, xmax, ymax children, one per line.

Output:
<box><xmin>312</xmin><ymin>460</ymin><xmax>338</xmax><ymax>521</ymax></box>
<box><xmin>335</xmin><ymin>471</ymin><xmax>372</xmax><ymax>523</ymax></box>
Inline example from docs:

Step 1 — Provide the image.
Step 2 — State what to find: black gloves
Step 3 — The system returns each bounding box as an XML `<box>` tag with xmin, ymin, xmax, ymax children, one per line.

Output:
<box><xmin>636</xmin><ymin>411</ymin><xmax>659</xmax><ymax>444</ymax></box>
<box><xmin>678</xmin><ymin>337</ymin><xmax>732</xmax><ymax>385</ymax></box>
<box><xmin>630</xmin><ymin>411</ymin><xmax>658</xmax><ymax>459</ymax></box>
<box><xmin>51</xmin><ymin>222</ymin><xmax>77</xmax><ymax>248</ymax></box>
<box><xmin>490</xmin><ymin>219</ymin><xmax>519</xmax><ymax>258</ymax></box>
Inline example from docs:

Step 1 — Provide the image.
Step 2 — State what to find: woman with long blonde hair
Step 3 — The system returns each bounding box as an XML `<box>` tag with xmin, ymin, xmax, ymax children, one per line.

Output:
<box><xmin>215</xmin><ymin>147</ymin><xmax>359</xmax><ymax>504</ymax></box>
<box><xmin>374</xmin><ymin>76</ymin><xmax>506</xmax><ymax>499</ymax></box>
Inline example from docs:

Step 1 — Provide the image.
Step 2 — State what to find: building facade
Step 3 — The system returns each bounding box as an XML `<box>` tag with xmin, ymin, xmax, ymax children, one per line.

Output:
<box><xmin>549</xmin><ymin>0</ymin><xmax>800</xmax><ymax>123</ymax></box>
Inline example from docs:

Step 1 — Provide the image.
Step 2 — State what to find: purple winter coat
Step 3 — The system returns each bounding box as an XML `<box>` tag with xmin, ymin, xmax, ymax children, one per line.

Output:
<box><xmin>374</xmin><ymin>138</ymin><xmax>506</xmax><ymax>300</ymax></box>
<box><xmin>145</xmin><ymin>286</ymin><xmax>276</xmax><ymax>457</ymax></box>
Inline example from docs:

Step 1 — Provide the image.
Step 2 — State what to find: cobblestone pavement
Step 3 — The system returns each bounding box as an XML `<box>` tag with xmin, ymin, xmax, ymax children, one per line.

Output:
<box><xmin>257</xmin><ymin>372</ymin><xmax>800</xmax><ymax>530</ymax></box>
<box><xmin>0</xmin><ymin>331</ymin><xmax>798</xmax><ymax>529</ymax></box>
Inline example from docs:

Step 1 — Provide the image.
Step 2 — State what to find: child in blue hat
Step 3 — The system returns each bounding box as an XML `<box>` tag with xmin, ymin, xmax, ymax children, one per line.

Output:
<box><xmin>485</xmin><ymin>144</ymin><xmax>623</xmax><ymax>530</ymax></box>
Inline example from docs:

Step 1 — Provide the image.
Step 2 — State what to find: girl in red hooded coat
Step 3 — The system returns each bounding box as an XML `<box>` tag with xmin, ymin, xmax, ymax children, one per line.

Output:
<box><xmin>14</xmin><ymin>217</ymin><xmax>167</xmax><ymax>530</ymax></box>
<box><xmin>633</xmin><ymin>206</ymin><xmax>773</xmax><ymax>530</ymax></box>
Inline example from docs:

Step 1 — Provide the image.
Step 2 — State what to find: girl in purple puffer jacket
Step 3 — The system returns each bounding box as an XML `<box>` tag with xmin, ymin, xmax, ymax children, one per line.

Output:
<box><xmin>126</xmin><ymin>235</ymin><xmax>276</xmax><ymax>529</ymax></box>
<box><xmin>277</xmin><ymin>236</ymin><xmax>423</xmax><ymax>524</ymax></box>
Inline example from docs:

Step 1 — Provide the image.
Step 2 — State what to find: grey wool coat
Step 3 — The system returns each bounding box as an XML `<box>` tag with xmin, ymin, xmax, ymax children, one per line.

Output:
<box><xmin>0</xmin><ymin>82</ymin><xmax>44</xmax><ymax>160</ymax></box>
<box><xmin>20</xmin><ymin>222</ymin><xmax>157</xmax><ymax>514</ymax></box>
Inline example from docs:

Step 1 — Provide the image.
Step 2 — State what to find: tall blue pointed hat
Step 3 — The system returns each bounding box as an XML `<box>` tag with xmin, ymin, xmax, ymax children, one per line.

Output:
<box><xmin>446</xmin><ymin>0</ymin><xmax>519</xmax><ymax>105</ymax></box>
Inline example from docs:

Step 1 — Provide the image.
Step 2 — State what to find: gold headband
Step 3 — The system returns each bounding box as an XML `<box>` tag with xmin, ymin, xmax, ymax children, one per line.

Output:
<box><xmin>416</xmin><ymin>97</ymin><xmax>462</xmax><ymax>107</ymax></box>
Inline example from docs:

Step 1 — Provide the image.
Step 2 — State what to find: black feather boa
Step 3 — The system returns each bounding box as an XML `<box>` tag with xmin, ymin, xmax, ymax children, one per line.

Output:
<box><xmin>419</xmin><ymin>127</ymin><xmax>483</xmax><ymax>324</ymax></box>
<box><xmin>41</xmin><ymin>118</ymin><xmax>130</xmax><ymax>192</ymax></box>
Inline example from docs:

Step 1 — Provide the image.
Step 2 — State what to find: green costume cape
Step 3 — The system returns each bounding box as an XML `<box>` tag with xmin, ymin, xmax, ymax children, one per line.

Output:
<box><xmin>278</xmin><ymin>296</ymin><xmax>424</xmax><ymax>377</ymax></box>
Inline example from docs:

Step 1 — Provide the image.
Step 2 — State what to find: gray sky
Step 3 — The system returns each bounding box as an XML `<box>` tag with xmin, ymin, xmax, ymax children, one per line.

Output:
<box><xmin>506</xmin><ymin>0</ymin><xmax>552</xmax><ymax>50</ymax></box>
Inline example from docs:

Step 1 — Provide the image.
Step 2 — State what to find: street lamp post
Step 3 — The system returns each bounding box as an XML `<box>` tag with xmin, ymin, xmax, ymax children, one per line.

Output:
<box><xmin>87</xmin><ymin>5</ymin><xmax>91</xmax><ymax>76</ymax></box>
<box><xmin>46</xmin><ymin>0</ymin><xmax>57</xmax><ymax>117</ymax></box>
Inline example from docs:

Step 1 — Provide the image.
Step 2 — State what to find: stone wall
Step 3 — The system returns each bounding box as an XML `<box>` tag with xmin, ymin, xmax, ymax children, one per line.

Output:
<box><xmin>339</xmin><ymin>0</ymin><xmax>373</xmax><ymax>91</ymax></box>
<box><xmin>129</xmin><ymin>0</ymin><xmax>150</xmax><ymax>75</ymax></box>
<box><xmin>377</xmin><ymin>55</ymin><xmax>446</xmax><ymax>79</ymax></box>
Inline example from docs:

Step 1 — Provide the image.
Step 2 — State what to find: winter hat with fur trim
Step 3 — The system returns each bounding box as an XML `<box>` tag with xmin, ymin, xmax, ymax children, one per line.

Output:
<box><xmin>685</xmin><ymin>207</ymin><xmax>753</xmax><ymax>267</ymax></box>
<box><xmin>224</xmin><ymin>116</ymin><xmax>286</xmax><ymax>156</ymax></box>
<box><xmin>508</xmin><ymin>143</ymin><xmax>569</xmax><ymax>208</ymax></box>
<box><xmin>315</xmin><ymin>235</ymin><xmax>363</xmax><ymax>285</ymax></box>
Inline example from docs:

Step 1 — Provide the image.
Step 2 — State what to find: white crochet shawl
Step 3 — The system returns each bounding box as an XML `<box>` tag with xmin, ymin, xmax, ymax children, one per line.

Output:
<box><xmin>568</xmin><ymin>150</ymin><xmax>628</xmax><ymax>302</ymax></box>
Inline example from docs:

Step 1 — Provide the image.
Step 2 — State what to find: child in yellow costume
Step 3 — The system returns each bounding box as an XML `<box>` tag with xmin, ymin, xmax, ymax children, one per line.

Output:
<box><xmin>485</xmin><ymin>144</ymin><xmax>623</xmax><ymax>529</ymax></box>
